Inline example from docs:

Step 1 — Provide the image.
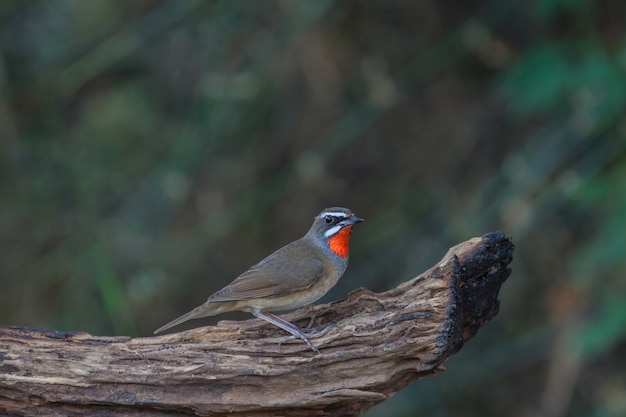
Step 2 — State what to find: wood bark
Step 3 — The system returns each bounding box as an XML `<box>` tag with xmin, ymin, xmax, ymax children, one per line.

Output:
<box><xmin>0</xmin><ymin>232</ymin><xmax>513</xmax><ymax>417</ymax></box>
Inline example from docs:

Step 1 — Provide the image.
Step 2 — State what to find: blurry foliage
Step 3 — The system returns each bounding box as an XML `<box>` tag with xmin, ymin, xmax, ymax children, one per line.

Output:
<box><xmin>500</xmin><ymin>41</ymin><xmax>626</xmax><ymax>124</ymax></box>
<box><xmin>1</xmin><ymin>0</ymin><xmax>626</xmax><ymax>416</ymax></box>
<box><xmin>538</xmin><ymin>0</ymin><xmax>589</xmax><ymax>18</ymax></box>
<box><xmin>569</xmin><ymin>165</ymin><xmax>626</xmax><ymax>360</ymax></box>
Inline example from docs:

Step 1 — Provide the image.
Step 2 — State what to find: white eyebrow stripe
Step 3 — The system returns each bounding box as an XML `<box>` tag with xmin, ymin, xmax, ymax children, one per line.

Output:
<box><xmin>324</xmin><ymin>224</ymin><xmax>343</xmax><ymax>238</ymax></box>
<box><xmin>320</xmin><ymin>211</ymin><xmax>349</xmax><ymax>218</ymax></box>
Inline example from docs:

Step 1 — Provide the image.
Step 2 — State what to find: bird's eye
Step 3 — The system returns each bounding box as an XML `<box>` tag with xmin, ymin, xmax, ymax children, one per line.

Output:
<box><xmin>324</xmin><ymin>215</ymin><xmax>334</xmax><ymax>224</ymax></box>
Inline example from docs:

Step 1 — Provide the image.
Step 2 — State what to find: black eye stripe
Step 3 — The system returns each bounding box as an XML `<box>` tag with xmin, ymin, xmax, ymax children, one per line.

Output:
<box><xmin>320</xmin><ymin>212</ymin><xmax>349</xmax><ymax>222</ymax></box>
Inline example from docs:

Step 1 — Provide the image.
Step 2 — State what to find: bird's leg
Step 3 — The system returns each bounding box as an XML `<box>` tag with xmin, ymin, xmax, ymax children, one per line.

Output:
<box><xmin>277</xmin><ymin>325</ymin><xmax>331</xmax><ymax>351</ymax></box>
<box><xmin>252</xmin><ymin>310</ymin><xmax>320</xmax><ymax>353</ymax></box>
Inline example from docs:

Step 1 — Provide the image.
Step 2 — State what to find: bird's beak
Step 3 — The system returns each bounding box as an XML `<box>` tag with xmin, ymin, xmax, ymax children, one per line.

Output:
<box><xmin>350</xmin><ymin>216</ymin><xmax>364</xmax><ymax>224</ymax></box>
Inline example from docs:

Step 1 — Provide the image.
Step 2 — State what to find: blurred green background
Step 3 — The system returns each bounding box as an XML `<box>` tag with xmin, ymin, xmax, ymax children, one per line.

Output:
<box><xmin>1</xmin><ymin>1</ymin><xmax>625</xmax><ymax>416</ymax></box>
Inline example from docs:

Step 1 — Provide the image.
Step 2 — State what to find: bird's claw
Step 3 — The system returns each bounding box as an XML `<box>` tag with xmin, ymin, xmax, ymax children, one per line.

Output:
<box><xmin>277</xmin><ymin>325</ymin><xmax>330</xmax><ymax>353</ymax></box>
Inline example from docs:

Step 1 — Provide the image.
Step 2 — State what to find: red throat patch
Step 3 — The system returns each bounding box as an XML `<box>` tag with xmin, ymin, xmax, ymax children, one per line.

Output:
<box><xmin>328</xmin><ymin>226</ymin><xmax>352</xmax><ymax>258</ymax></box>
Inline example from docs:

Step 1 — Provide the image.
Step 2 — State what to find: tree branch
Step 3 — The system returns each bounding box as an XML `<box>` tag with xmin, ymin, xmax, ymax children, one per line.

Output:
<box><xmin>0</xmin><ymin>232</ymin><xmax>513</xmax><ymax>416</ymax></box>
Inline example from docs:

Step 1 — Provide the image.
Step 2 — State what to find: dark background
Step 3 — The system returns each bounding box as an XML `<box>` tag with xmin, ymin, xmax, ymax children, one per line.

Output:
<box><xmin>1</xmin><ymin>1</ymin><xmax>625</xmax><ymax>416</ymax></box>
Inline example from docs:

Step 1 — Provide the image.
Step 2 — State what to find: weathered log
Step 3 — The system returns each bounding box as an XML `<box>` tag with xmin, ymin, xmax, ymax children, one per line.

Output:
<box><xmin>0</xmin><ymin>232</ymin><xmax>513</xmax><ymax>416</ymax></box>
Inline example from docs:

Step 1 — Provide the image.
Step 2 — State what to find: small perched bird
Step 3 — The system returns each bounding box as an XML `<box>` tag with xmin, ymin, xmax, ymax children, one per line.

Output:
<box><xmin>154</xmin><ymin>207</ymin><xmax>364</xmax><ymax>352</ymax></box>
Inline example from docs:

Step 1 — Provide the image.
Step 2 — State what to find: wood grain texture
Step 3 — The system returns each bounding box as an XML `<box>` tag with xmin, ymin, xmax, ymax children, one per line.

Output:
<box><xmin>0</xmin><ymin>232</ymin><xmax>513</xmax><ymax>416</ymax></box>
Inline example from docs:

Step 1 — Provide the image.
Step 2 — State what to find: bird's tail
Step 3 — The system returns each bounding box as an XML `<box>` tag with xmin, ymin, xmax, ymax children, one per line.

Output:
<box><xmin>153</xmin><ymin>302</ymin><xmax>230</xmax><ymax>334</ymax></box>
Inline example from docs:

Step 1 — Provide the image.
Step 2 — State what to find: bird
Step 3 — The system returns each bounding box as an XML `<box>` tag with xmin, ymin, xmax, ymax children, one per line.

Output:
<box><xmin>154</xmin><ymin>207</ymin><xmax>364</xmax><ymax>352</ymax></box>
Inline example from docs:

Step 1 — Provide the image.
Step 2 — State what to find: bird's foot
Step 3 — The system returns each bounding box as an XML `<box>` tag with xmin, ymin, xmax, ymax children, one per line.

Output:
<box><xmin>277</xmin><ymin>326</ymin><xmax>330</xmax><ymax>353</ymax></box>
<box><xmin>253</xmin><ymin>310</ymin><xmax>330</xmax><ymax>353</ymax></box>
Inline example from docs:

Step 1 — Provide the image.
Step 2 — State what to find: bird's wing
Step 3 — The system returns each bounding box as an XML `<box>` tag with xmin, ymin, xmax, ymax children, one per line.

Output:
<box><xmin>207</xmin><ymin>243</ymin><xmax>325</xmax><ymax>302</ymax></box>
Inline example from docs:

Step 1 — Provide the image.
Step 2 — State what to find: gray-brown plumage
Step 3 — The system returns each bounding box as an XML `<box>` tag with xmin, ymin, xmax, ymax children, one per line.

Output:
<box><xmin>154</xmin><ymin>207</ymin><xmax>363</xmax><ymax>352</ymax></box>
